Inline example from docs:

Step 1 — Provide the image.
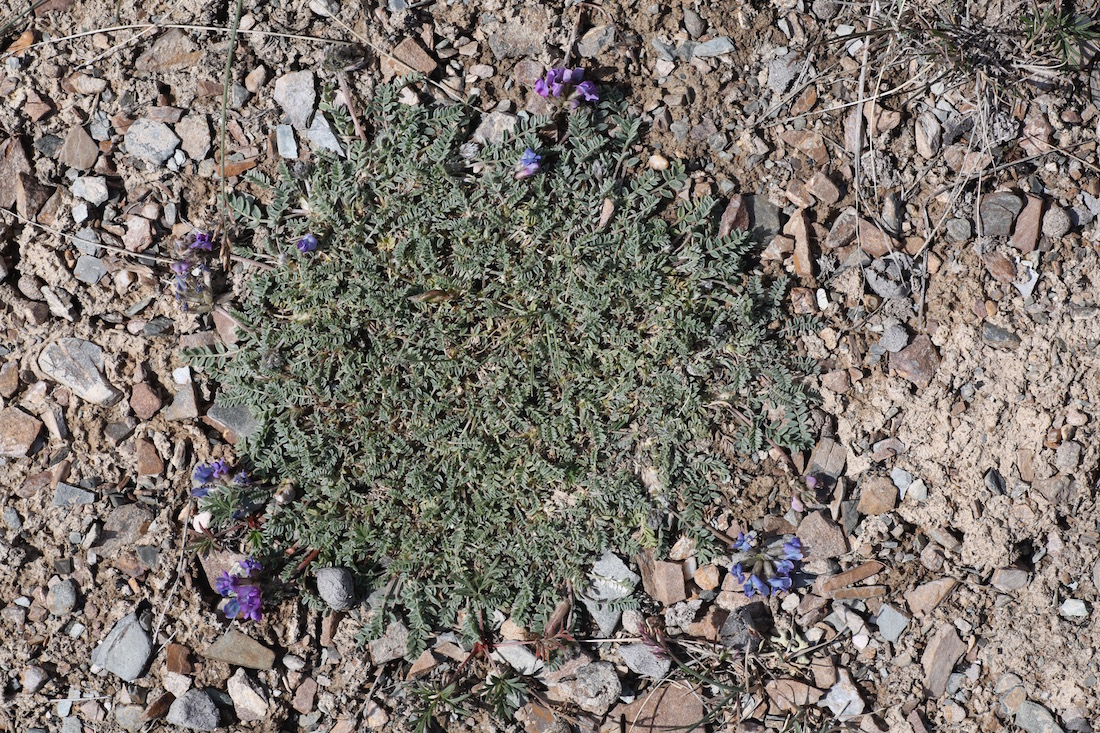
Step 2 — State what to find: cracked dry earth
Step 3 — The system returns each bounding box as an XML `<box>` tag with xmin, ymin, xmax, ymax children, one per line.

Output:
<box><xmin>2</xmin><ymin>0</ymin><xmax>1100</xmax><ymax>731</ymax></box>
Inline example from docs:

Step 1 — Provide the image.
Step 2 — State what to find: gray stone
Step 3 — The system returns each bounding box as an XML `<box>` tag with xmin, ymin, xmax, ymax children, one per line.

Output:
<box><xmin>492</xmin><ymin>642</ymin><xmax>542</xmax><ymax>675</ymax></box>
<box><xmin>587</xmin><ymin>551</ymin><xmax>640</xmax><ymax>601</ymax></box>
<box><xmin>486</xmin><ymin>11</ymin><xmax>548</xmax><ymax>60</ymax></box>
<box><xmin>370</xmin><ymin>620</ymin><xmax>409</xmax><ymax>665</ymax></box>
<box><xmin>73</xmin><ymin>227</ymin><xmax>101</xmax><ymax>256</ymax></box>
<box><xmin>276</xmin><ymin>125</ymin><xmax>298</xmax><ymax>159</ymax></box>
<box><xmin>618</xmin><ymin>642</ymin><xmax>671</xmax><ymax>679</ymax></box>
<box><xmin>746</xmin><ymin>195</ymin><xmax>782</xmax><ymax>242</ymax></box>
<box><xmin>61</xmin><ymin>718</ymin><xmax>80</xmax><ymax>733</ymax></box>
<box><xmin>822</xmin><ymin>669</ymin><xmax>864</xmax><ymax>719</ymax></box>
<box><xmin>473</xmin><ymin>111</ymin><xmax>517</xmax><ymax>145</ymax></box>
<box><xmin>979</xmin><ymin>191</ymin><xmax>1024</xmax><ymax>236</ymax></box>
<box><xmin>307</xmin><ymin>114</ymin><xmax>344</xmax><ymax>156</ymax></box>
<box><xmin>874</xmin><ymin>603</ymin><xmax>910</xmax><ymax>643</ymax></box>
<box><xmin>47</xmin><ymin>579</ymin><xmax>79</xmax><ymax>616</ymax></box>
<box><xmin>669</xmin><ymin>117</ymin><xmax>691</xmax><ymax>143</ymax></box>
<box><xmin>73</xmin><ymin>255</ymin><xmax>107</xmax><ymax>285</ymax></box>
<box><xmin>274</xmin><ymin>71</ymin><xmax>316</xmax><ymax>130</ymax></box>
<box><xmin>38</xmin><ymin>338</ymin><xmax>122</xmax><ymax>406</ymax></box>
<box><xmin>890</xmin><ymin>467</ymin><xmax>913</xmax><ymax>491</ymax></box>
<box><xmin>1060</xmin><ymin>598</ymin><xmax>1088</xmax><ymax>618</ymax></box>
<box><xmin>915</xmin><ymin>111</ymin><xmax>942</xmax><ymax>159</ymax></box>
<box><xmin>1016</xmin><ymin>701</ymin><xmax>1065</xmax><ymax>733</ymax></box>
<box><xmin>114</xmin><ymin>705</ymin><xmax>144</xmax><ymax>732</ymax></box>
<box><xmin>768</xmin><ymin>52</ymin><xmax>801</xmax><ymax>94</ymax></box>
<box><xmin>577</xmin><ymin>25</ymin><xmax>614</xmax><ymax>58</ymax></box>
<box><xmin>945</xmin><ymin>217</ymin><xmax>972</xmax><ymax>242</ymax></box>
<box><xmin>1055</xmin><ymin>441</ymin><xmax>1082</xmax><ymax>473</ymax></box>
<box><xmin>125</xmin><ymin>118</ymin><xmax>181</xmax><ymax>166</ymax></box>
<box><xmin>879</xmin><ymin>324</ymin><xmax>909</xmax><ymax>353</ymax></box>
<box><xmin>207</xmin><ymin>399</ymin><xmax>259</xmax><ymax>438</ymax></box>
<box><xmin>545</xmin><ymin>660</ymin><xmax>621</xmax><ymax>716</ymax></box>
<box><xmin>683</xmin><ymin>9</ymin><xmax>705</xmax><ymax>38</ymax></box>
<box><xmin>812</xmin><ymin>0</ymin><xmax>839</xmax><ymax>19</ymax></box>
<box><xmin>71</xmin><ymin>176</ymin><xmax>109</xmax><ymax>206</ymax></box>
<box><xmin>693</xmin><ymin>36</ymin><xmax>735</xmax><ymax>58</ymax></box>
<box><xmin>53</xmin><ymin>482</ymin><xmax>96</xmax><ymax>507</ymax></box>
<box><xmin>42</xmin><ymin>285</ymin><xmax>75</xmax><ymax>321</ymax></box>
<box><xmin>91</xmin><ymin>612</ymin><xmax>152</xmax><ymax>682</ymax></box>
<box><xmin>1042</xmin><ymin>206</ymin><xmax>1071</xmax><ymax>239</ymax></box>
<box><xmin>3</xmin><ymin>507</ymin><xmax>21</xmax><ymax>532</ymax></box>
<box><xmin>167</xmin><ymin>688</ymin><xmax>221</xmax><ymax>731</ymax></box>
<box><xmin>982</xmin><ymin>323</ymin><xmax>1021</xmax><ymax>350</ymax></box>
<box><xmin>316</xmin><ymin>567</ymin><xmax>356</xmax><ymax>610</ymax></box>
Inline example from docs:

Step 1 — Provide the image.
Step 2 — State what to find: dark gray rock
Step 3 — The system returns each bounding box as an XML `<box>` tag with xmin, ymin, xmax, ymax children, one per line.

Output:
<box><xmin>874</xmin><ymin>603</ymin><xmax>909</xmax><ymax>643</ymax></box>
<box><xmin>316</xmin><ymin>567</ymin><xmax>356</xmax><ymax>610</ymax></box>
<box><xmin>167</xmin><ymin>689</ymin><xmax>221</xmax><ymax>731</ymax></box>
<box><xmin>73</xmin><ymin>255</ymin><xmax>107</xmax><ymax>285</ymax></box>
<box><xmin>91</xmin><ymin>612</ymin><xmax>152</xmax><ymax>682</ymax></box>
<box><xmin>1015</xmin><ymin>701</ymin><xmax>1065</xmax><ymax>733</ymax></box>
<box><xmin>982</xmin><ymin>323</ymin><xmax>1021</xmax><ymax>350</ymax></box>
<box><xmin>53</xmin><ymin>483</ymin><xmax>96</xmax><ymax>507</ymax></box>
<box><xmin>980</xmin><ymin>191</ymin><xmax>1024</xmax><ymax>236</ymax></box>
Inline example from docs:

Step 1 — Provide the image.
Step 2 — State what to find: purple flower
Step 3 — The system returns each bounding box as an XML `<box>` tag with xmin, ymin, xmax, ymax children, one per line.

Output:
<box><xmin>767</xmin><ymin>574</ymin><xmax>792</xmax><ymax>593</ymax></box>
<box><xmin>297</xmin><ymin>234</ymin><xmax>318</xmax><ymax>253</ymax></box>
<box><xmin>240</xmin><ymin>557</ymin><xmax>261</xmax><ymax>577</ymax></box>
<box><xmin>516</xmin><ymin>147</ymin><xmax>542</xmax><ymax>179</ymax></box>
<box><xmin>572</xmin><ymin>80</ymin><xmax>600</xmax><ymax>106</ymax></box>
<box><xmin>170</xmin><ymin>261</ymin><xmax>190</xmax><ymax>275</ymax></box>
<box><xmin>192</xmin><ymin>463</ymin><xmax>216</xmax><ymax>484</ymax></box>
<box><xmin>732</xmin><ymin>531</ymin><xmax>757</xmax><ymax>553</ymax></box>
<box><xmin>234</xmin><ymin>585</ymin><xmax>263</xmax><ymax>621</ymax></box>
<box><xmin>744</xmin><ymin>574</ymin><xmax>770</xmax><ymax>598</ymax></box>
<box><xmin>190</xmin><ymin>486</ymin><xmax>211</xmax><ymax>499</ymax></box>
<box><xmin>210</xmin><ymin>458</ymin><xmax>230</xmax><ymax>479</ymax></box>
<box><xmin>190</xmin><ymin>232</ymin><xmax>213</xmax><ymax>251</ymax></box>
<box><xmin>533</xmin><ymin>67</ymin><xmax>598</xmax><ymax>106</ymax></box>
<box><xmin>216</xmin><ymin>571</ymin><xmax>240</xmax><ymax>596</ymax></box>
<box><xmin>234</xmin><ymin>471</ymin><xmax>250</xmax><ymax>486</ymax></box>
<box><xmin>781</xmin><ymin>537</ymin><xmax>803</xmax><ymax>561</ymax></box>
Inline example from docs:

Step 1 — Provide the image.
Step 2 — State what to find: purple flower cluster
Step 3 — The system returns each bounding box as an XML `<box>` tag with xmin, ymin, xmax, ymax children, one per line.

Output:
<box><xmin>730</xmin><ymin>531</ymin><xmax>803</xmax><ymax>598</ymax></box>
<box><xmin>515</xmin><ymin>148</ymin><xmax>542</xmax><ymax>179</ymax></box>
<box><xmin>217</xmin><ymin>557</ymin><xmax>263</xmax><ymax>622</ymax></box>
<box><xmin>534</xmin><ymin>67</ymin><xmax>599</xmax><ymax>108</ymax></box>
<box><xmin>170</xmin><ymin>231</ymin><xmax>214</xmax><ymax>310</ymax></box>
<box><xmin>297</xmin><ymin>233</ymin><xmax>318</xmax><ymax>253</ymax></box>
<box><xmin>191</xmin><ymin>458</ymin><xmax>248</xmax><ymax>499</ymax></box>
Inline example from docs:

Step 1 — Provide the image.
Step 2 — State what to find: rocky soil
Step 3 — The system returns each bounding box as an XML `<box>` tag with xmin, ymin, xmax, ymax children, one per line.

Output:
<box><xmin>2</xmin><ymin>0</ymin><xmax>1099</xmax><ymax>731</ymax></box>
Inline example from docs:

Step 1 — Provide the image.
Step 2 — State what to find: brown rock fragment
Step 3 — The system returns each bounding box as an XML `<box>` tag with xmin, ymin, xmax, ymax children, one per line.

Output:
<box><xmin>0</xmin><ymin>361</ymin><xmax>19</xmax><ymax>398</ymax></box>
<box><xmin>57</xmin><ymin>126</ymin><xmax>99</xmax><ymax>170</ymax></box>
<box><xmin>135</xmin><ymin>437</ymin><xmax>164</xmax><ymax>476</ymax></box>
<box><xmin>0</xmin><ymin>407</ymin><xmax>43</xmax><ymax>457</ymax></box>
<box><xmin>921</xmin><ymin>624</ymin><xmax>966</xmax><ymax>697</ymax></box>
<box><xmin>165</xmin><ymin>644</ymin><xmax>193</xmax><ymax>675</ymax></box>
<box><xmin>1009</xmin><ymin>195</ymin><xmax>1043</xmax><ymax>254</ymax></box>
<box><xmin>781</xmin><ymin>130</ymin><xmax>828</xmax><ymax>165</ymax></box>
<box><xmin>765</xmin><ymin>678</ymin><xmax>823</xmax><ymax>712</ymax></box>
<box><xmin>392</xmin><ymin>37</ymin><xmax>438</xmax><ymax>75</ymax></box>
<box><xmin>904</xmin><ymin>577</ymin><xmax>957</xmax><ymax>616</ymax></box>
<box><xmin>856</xmin><ymin>218</ymin><xmax>899</xmax><ymax>257</ymax></box>
<box><xmin>805</xmin><ymin>171</ymin><xmax>841</xmax><ymax>206</ymax></box>
<box><xmin>636</xmin><ymin>550</ymin><xmax>687</xmax><ymax>606</ymax></box>
<box><xmin>718</xmin><ymin>194</ymin><xmax>749</xmax><ymax>236</ymax></box>
<box><xmin>292</xmin><ymin>677</ymin><xmax>318</xmax><ymax>714</ymax></box>
<box><xmin>893</xmin><ymin>335</ymin><xmax>939</xmax><ymax>388</ymax></box>
<box><xmin>130</xmin><ymin>383</ymin><xmax>163</xmax><ymax>421</ymax></box>
<box><xmin>16</xmin><ymin>173</ymin><xmax>54</xmax><ymax>220</ymax></box>
<box><xmin>797</xmin><ymin>511</ymin><xmax>849</xmax><ymax>560</ymax></box>
<box><xmin>622</xmin><ymin>681</ymin><xmax>703</xmax><ymax>733</ymax></box>
<box><xmin>857</xmin><ymin>477</ymin><xmax>897</xmax><ymax>515</ymax></box>
<box><xmin>0</xmin><ymin>137</ymin><xmax>32</xmax><ymax>209</ymax></box>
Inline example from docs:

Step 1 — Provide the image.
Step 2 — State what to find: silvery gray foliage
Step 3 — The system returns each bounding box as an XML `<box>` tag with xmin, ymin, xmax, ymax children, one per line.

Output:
<box><xmin>190</xmin><ymin>81</ymin><xmax>817</xmax><ymax>653</ymax></box>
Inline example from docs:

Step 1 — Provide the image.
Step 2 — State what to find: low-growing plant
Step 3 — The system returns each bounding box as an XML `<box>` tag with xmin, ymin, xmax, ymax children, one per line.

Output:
<box><xmin>186</xmin><ymin>79</ymin><xmax>816</xmax><ymax>650</ymax></box>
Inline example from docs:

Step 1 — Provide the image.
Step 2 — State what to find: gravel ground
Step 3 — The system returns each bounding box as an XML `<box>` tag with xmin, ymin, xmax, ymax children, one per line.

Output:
<box><xmin>2</xmin><ymin>0</ymin><xmax>1100</xmax><ymax>731</ymax></box>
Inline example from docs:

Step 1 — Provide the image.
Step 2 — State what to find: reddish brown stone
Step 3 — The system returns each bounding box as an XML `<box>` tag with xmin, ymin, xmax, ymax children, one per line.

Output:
<box><xmin>0</xmin><ymin>361</ymin><xmax>19</xmax><ymax>398</ymax></box>
<box><xmin>16</xmin><ymin>172</ymin><xmax>54</xmax><ymax>221</ymax></box>
<box><xmin>141</xmin><ymin>691</ymin><xmax>175</xmax><ymax>722</ymax></box>
<box><xmin>892</xmin><ymin>335</ymin><xmax>939</xmax><ymax>389</ymax></box>
<box><xmin>805</xmin><ymin>171</ymin><xmax>841</xmax><ymax>206</ymax></box>
<box><xmin>796</xmin><ymin>511</ymin><xmax>849</xmax><ymax>560</ymax></box>
<box><xmin>921</xmin><ymin>624</ymin><xmax>966</xmax><ymax>697</ymax></box>
<box><xmin>636</xmin><ymin>550</ymin><xmax>686</xmax><ymax>606</ymax></box>
<box><xmin>0</xmin><ymin>407</ymin><xmax>43</xmax><ymax>458</ymax></box>
<box><xmin>857</xmin><ymin>218</ymin><xmax>899</xmax><ymax>257</ymax></box>
<box><xmin>391</xmin><ymin>37</ymin><xmax>438</xmax><ymax>76</ymax></box>
<box><xmin>0</xmin><ymin>137</ymin><xmax>32</xmax><ymax>210</ymax></box>
<box><xmin>135</xmin><ymin>437</ymin><xmax>164</xmax><ymax>476</ymax></box>
<box><xmin>983</xmin><ymin>252</ymin><xmax>1016</xmax><ymax>283</ymax></box>
<box><xmin>292</xmin><ymin>677</ymin><xmax>318</xmax><ymax>714</ymax></box>
<box><xmin>130</xmin><ymin>382</ymin><xmax>163</xmax><ymax>421</ymax></box>
<box><xmin>718</xmin><ymin>194</ymin><xmax>749</xmax><ymax>236</ymax></box>
<box><xmin>781</xmin><ymin>129</ymin><xmax>827</xmax><ymax>165</ymax></box>
<box><xmin>1010</xmin><ymin>195</ymin><xmax>1043</xmax><ymax>253</ymax></box>
<box><xmin>165</xmin><ymin>643</ymin><xmax>193</xmax><ymax>675</ymax></box>
<box><xmin>623</xmin><ymin>681</ymin><xmax>703</xmax><ymax>732</ymax></box>
<box><xmin>857</xmin><ymin>476</ymin><xmax>897</xmax><ymax>515</ymax></box>
<box><xmin>904</xmin><ymin>578</ymin><xmax>957</xmax><ymax>616</ymax></box>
